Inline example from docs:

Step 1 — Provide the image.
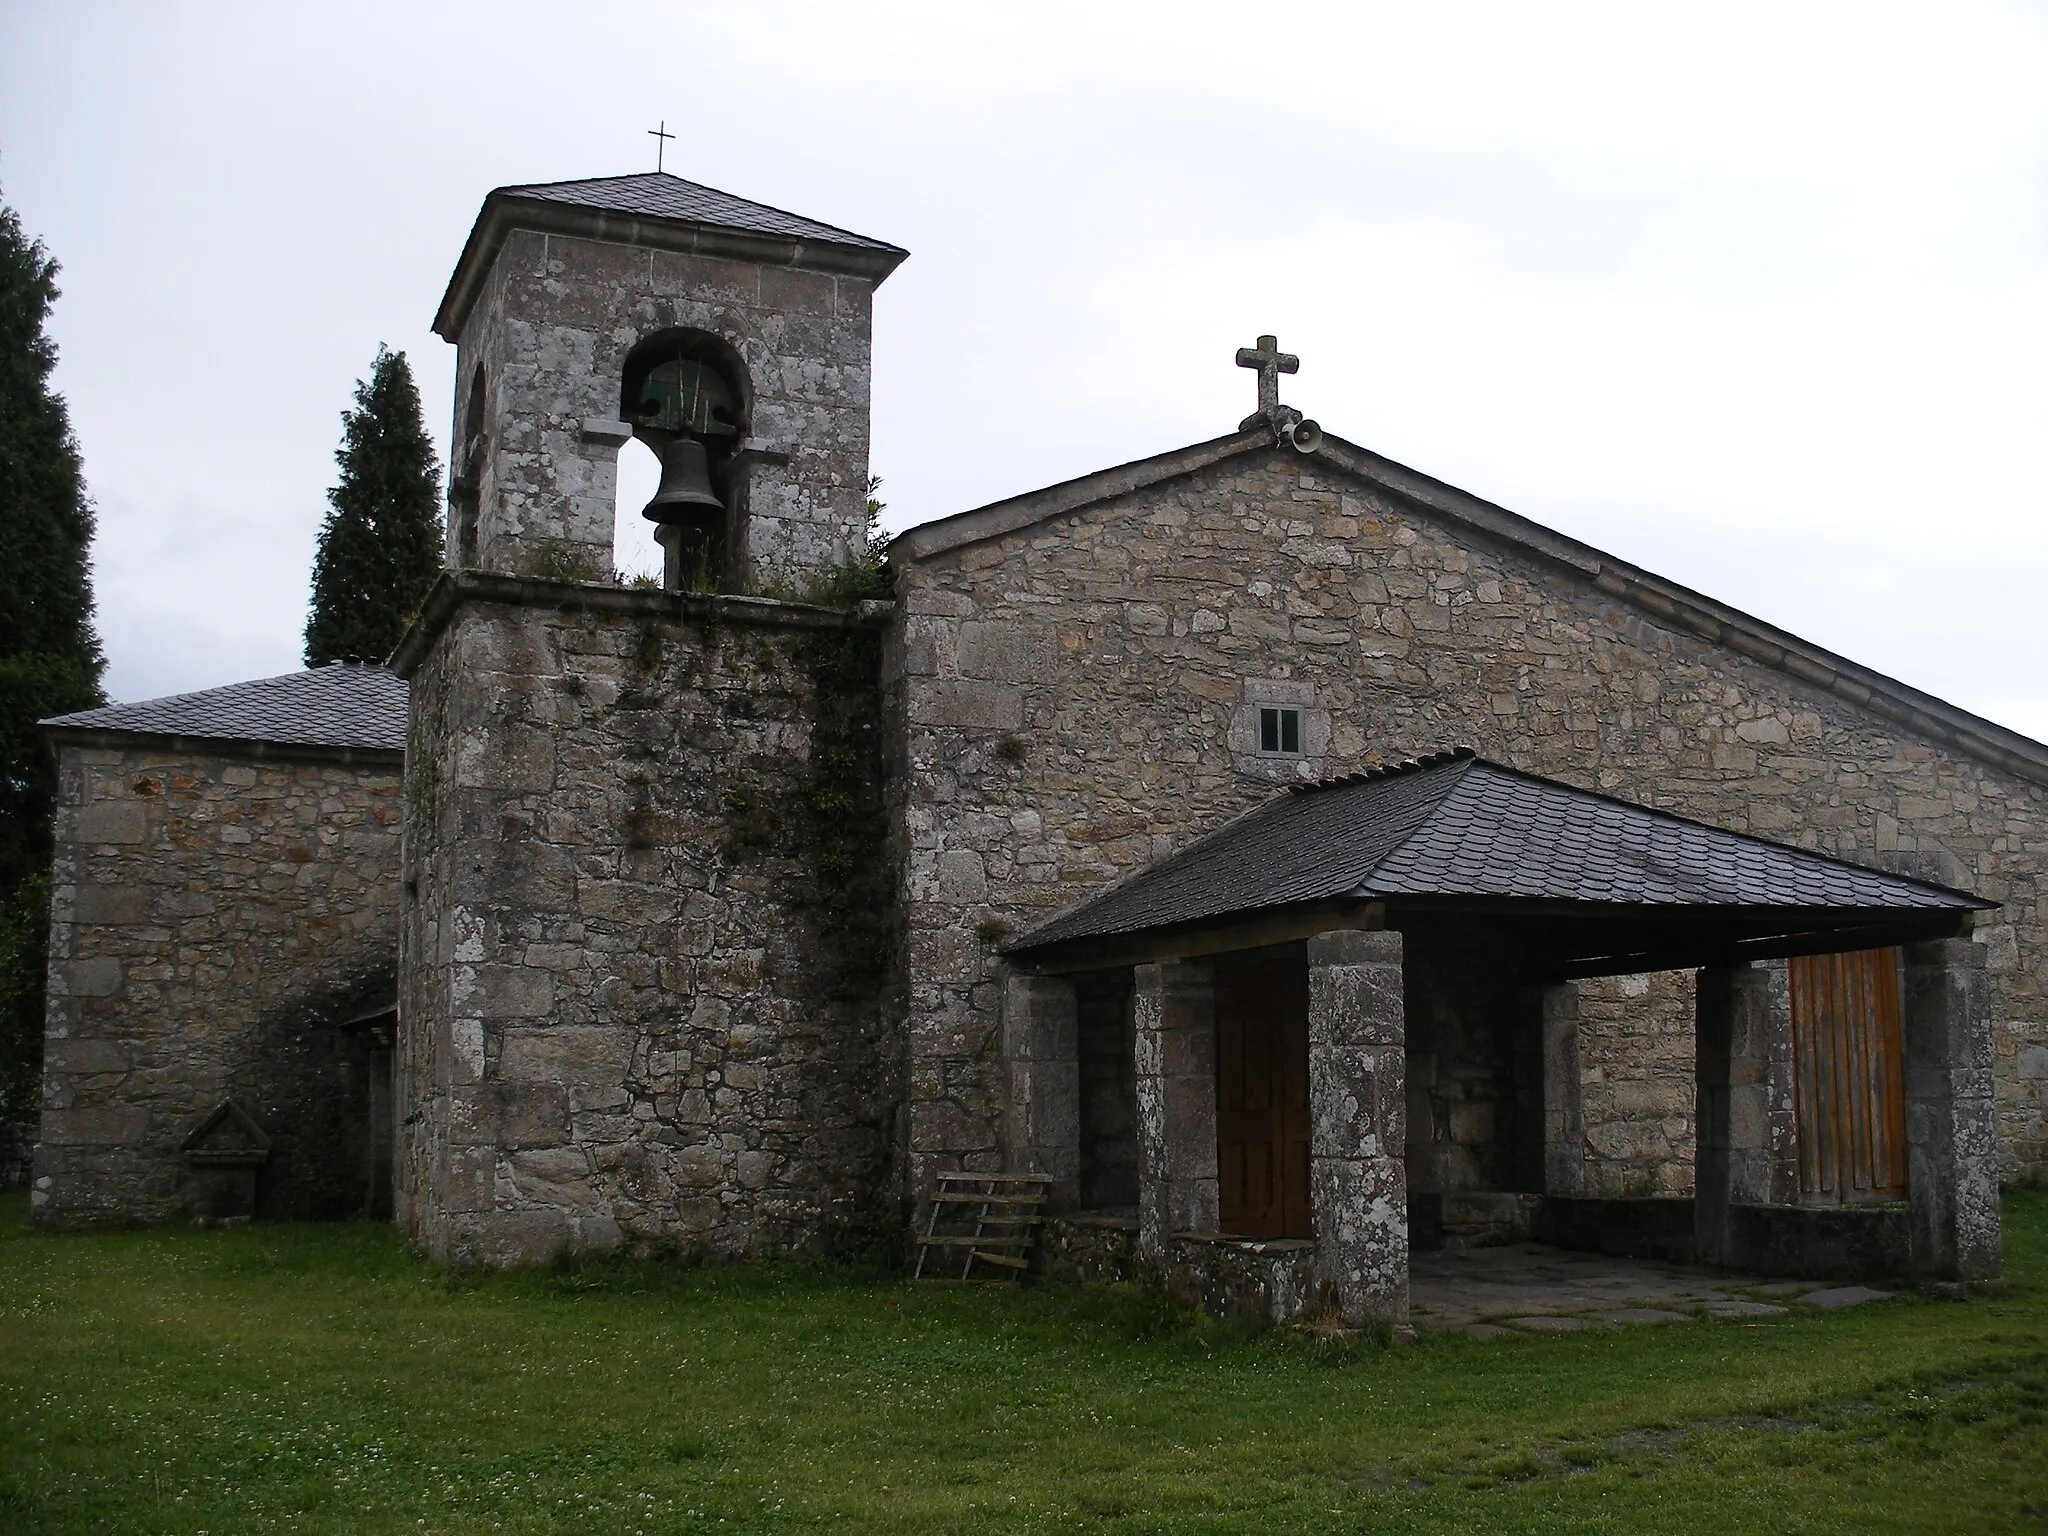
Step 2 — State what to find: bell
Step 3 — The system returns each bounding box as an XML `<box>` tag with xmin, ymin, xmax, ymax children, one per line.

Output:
<box><xmin>641</xmin><ymin>436</ymin><xmax>723</xmax><ymax>524</ymax></box>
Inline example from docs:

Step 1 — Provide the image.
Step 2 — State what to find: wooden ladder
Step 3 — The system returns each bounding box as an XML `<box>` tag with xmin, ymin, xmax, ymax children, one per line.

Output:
<box><xmin>913</xmin><ymin>1172</ymin><xmax>1052</xmax><ymax>1282</ymax></box>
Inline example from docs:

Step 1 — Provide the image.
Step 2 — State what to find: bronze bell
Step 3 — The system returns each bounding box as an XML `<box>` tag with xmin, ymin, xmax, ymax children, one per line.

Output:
<box><xmin>641</xmin><ymin>436</ymin><xmax>723</xmax><ymax>524</ymax></box>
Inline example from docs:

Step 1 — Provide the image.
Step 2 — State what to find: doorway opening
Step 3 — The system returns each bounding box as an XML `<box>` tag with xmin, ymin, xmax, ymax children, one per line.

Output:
<box><xmin>1215</xmin><ymin>951</ymin><xmax>1312</xmax><ymax>1239</ymax></box>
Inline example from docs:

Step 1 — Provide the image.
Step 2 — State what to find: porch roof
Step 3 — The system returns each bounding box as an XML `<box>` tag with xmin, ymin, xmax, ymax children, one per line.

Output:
<box><xmin>1004</xmin><ymin>749</ymin><xmax>1992</xmax><ymax>978</ymax></box>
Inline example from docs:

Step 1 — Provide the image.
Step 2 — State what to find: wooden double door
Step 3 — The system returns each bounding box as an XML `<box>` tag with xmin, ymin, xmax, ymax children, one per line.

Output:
<box><xmin>1215</xmin><ymin>957</ymin><xmax>1314</xmax><ymax>1238</ymax></box>
<box><xmin>1788</xmin><ymin>947</ymin><xmax>1908</xmax><ymax>1202</ymax></box>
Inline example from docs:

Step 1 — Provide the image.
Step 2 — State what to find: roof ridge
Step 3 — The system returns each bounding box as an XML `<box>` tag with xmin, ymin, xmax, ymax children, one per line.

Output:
<box><xmin>1289</xmin><ymin>745</ymin><xmax>1476</xmax><ymax>794</ymax></box>
<box><xmin>42</xmin><ymin>663</ymin><xmax>396</xmax><ymax>722</ymax></box>
<box><xmin>489</xmin><ymin>170</ymin><xmax>905</xmax><ymax>252</ymax></box>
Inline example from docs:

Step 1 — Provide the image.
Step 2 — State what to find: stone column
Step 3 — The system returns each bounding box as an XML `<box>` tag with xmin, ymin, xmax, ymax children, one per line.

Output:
<box><xmin>1002</xmin><ymin>972</ymin><xmax>1081</xmax><ymax>1210</ymax></box>
<box><xmin>1133</xmin><ymin>960</ymin><xmax>1218</xmax><ymax>1264</ymax></box>
<box><xmin>1536</xmin><ymin>981</ymin><xmax>1586</xmax><ymax>1198</ymax></box>
<box><xmin>1695</xmin><ymin>963</ymin><xmax>1786</xmax><ymax>1266</ymax></box>
<box><xmin>1902</xmin><ymin>937</ymin><xmax>2001</xmax><ymax>1280</ymax></box>
<box><xmin>1306</xmin><ymin>929</ymin><xmax>1408</xmax><ymax>1326</ymax></box>
<box><xmin>1760</xmin><ymin>961</ymin><xmax>1799</xmax><ymax>1205</ymax></box>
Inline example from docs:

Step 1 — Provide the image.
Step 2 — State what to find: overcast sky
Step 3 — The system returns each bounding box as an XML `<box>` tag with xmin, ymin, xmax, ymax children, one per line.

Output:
<box><xmin>3</xmin><ymin>1</ymin><xmax>2044</xmax><ymax>739</ymax></box>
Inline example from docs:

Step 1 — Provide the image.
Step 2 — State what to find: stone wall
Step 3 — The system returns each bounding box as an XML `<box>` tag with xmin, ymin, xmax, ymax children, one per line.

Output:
<box><xmin>448</xmin><ymin>227</ymin><xmax>880</xmax><ymax>592</ymax></box>
<box><xmin>1402</xmin><ymin>918</ymin><xmax>1545</xmax><ymax>1204</ymax></box>
<box><xmin>33</xmin><ymin>741</ymin><xmax>401</xmax><ymax>1227</ymax></box>
<box><xmin>397</xmin><ymin>575</ymin><xmax>898</xmax><ymax>1266</ymax></box>
<box><xmin>891</xmin><ymin>446</ymin><xmax>2048</xmax><ymax>1192</ymax></box>
<box><xmin>1573</xmin><ymin>971</ymin><xmax>1699</xmax><ymax>1195</ymax></box>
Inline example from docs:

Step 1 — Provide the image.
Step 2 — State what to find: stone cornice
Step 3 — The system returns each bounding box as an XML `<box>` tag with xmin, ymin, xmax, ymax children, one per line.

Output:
<box><xmin>40</xmin><ymin>725</ymin><xmax>404</xmax><ymax>771</ymax></box>
<box><xmin>891</xmin><ymin>425</ymin><xmax>2048</xmax><ymax>790</ymax></box>
<box><xmin>434</xmin><ymin>194</ymin><xmax>909</xmax><ymax>341</ymax></box>
<box><xmin>388</xmin><ymin>569</ymin><xmax>891</xmax><ymax>680</ymax></box>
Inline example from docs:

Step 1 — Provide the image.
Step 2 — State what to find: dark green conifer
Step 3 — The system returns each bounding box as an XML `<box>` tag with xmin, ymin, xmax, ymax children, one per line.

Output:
<box><xmin>0</xmin><ymin>193</ymin><xmax>106</xmax><ymax>1121</ymax></box>
<box><xmin>303</xmin><ymin>348</ymin><xmax>443</xmax><ymax>666</ymax></box>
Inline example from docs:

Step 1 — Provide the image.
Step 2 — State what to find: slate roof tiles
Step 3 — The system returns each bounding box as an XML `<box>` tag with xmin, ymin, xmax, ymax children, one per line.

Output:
<box><xmin>494</xmin><ymin>173</ymin><xmax>905</xmax><ymax>255</ymax></box>
<box><xmin>41</xmin><ymin>665</ymin><xmax>408</xmax><ymax>755</ymax></box>
<box><xmin>1009</xmin><ymin>749</ymin><xmax>1987</xmax><ymax>954</ymax></box>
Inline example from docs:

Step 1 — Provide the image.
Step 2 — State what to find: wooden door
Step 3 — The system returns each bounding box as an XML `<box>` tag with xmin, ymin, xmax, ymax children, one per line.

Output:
<box><xmin>1215</xmin><ymin>958</ymin><xmax>1313</xmax><ymax>1238</ymax></box>
<box><xmin>1789</xmin><ymin>947</ymin><xmax>1908</xmax><ymax>1202</ymax></box>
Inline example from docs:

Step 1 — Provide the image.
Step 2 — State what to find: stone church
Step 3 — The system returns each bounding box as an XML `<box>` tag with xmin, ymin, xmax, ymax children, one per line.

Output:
<box><xmin>30</xmin><ymin>172</ymin><xmax>2046</xmax><ymax>1323</ymax></box>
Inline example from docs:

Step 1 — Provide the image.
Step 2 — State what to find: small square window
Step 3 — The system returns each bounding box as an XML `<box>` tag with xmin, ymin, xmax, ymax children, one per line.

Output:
<box><xmin>1259</xmin><ymin>706</ymin><xmax>1302</xmax><ymax>756</ymax></box>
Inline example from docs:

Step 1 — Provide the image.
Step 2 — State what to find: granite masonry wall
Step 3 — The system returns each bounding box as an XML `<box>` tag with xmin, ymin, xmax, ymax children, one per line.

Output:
<box><xmin>890</xmin><ymin>446</ymin><xmax>2048</xmax><ymax>1196</ymax></box>
<box><xmin>33</xmin><ymin>740</ymin><xmax>402</xmax><ymax>1227</ymax></box>
<box><xmin>1402</xmin><ymin>918</ymin><xmax>1546</xmax><ymax>1213</ymax></box>
<box><xmin>447</xmin><ymin>227</ymin><xmax>879</xmax><ymax>592</ymax></box>
<box><xmin>397</xmin><ymin>576</ymin><xmax>898</xmax><ymax>1266</ymax></box>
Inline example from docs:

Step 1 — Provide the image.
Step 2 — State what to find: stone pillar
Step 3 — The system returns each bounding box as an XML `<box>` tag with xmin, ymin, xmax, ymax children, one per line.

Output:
<box><xmin>1133</xmin><ymin>960</ymin><xmax>1218</xmax><ymax>1264</ymax></box>
<box><xmin>1760</xmin><ymin>961</ymin><xmax>1799</xmax><ymax>1206</ymax></box>
<box><xmin>1695</xmin><ymin>963</ymin><xmax>1784</xmax><ymax>1266</ymax></box>
<box><xmin>1537</xmin><ymin>981</ymin><xmax>1585</xmax><ymax>1197</ymax></box>
<box><xmin>1002</xmin><ymin>972</ymin><xmax>1081</xmax><ymax>1210</ymax></box>
<box><xmin>1901</xmin><ymin>937</ymin><xmax>2001</xmax><ymax>1280</ymax></box>
<box><xmin>1306</xmin><ymin>929</ymin><xmax>1408</xmax><ymax>1326</ymax></box>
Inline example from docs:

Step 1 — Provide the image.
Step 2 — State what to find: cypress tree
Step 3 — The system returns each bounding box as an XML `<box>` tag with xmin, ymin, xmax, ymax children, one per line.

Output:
<box><xmin>0</xmin><ymin>193</ymin><xmax>106</xmax><ymax>1122</ymax></box>
<box><xmin>303</xmin><ymin>347</ymin><xmax>443</xmax><ymax>666</ymax></box>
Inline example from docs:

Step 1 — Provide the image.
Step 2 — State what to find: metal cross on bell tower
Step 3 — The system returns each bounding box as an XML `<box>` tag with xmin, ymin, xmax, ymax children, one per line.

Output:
<box><xmin>1235</xmin><ymin>333</ymin><xmax>1299</xmax><ymax>416</ymax></box>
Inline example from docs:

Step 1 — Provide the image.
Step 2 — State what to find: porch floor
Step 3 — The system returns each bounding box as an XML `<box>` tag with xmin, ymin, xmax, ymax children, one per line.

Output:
<box><xmin>1409</xmin><ymin>1242</ymin><xmax>1896</xmax><ymax>1338</ymax></box>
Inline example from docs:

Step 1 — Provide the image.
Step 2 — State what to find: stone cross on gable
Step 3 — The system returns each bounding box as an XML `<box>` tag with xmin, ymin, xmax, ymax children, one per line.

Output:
<box><xmin>1235</xmin><ymin>334</ymin><xmax>1299</xmax><ymax>415</ymax></box>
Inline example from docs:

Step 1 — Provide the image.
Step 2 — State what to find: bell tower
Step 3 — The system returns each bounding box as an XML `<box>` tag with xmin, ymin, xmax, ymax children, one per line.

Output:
<box><xmin>432</xmin><ymin>173</ymin><xmax>907</xmax><ymax>592</ymax></box>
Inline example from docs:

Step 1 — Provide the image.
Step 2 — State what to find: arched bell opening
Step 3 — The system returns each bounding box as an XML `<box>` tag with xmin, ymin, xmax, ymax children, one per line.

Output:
<box><xmin>449</xmin><ymin>364</ymin><xmax>488</xmax><ymax>568</ymax></box>
<box><xmin>611</xmin><ymin>440</ymin><xmax>665</xmax><ymax>586</ymax></box>
<box><xmin>619</xmin><ymin>329</ymin><xmax>751</xmax><ymax>592</ymax></box>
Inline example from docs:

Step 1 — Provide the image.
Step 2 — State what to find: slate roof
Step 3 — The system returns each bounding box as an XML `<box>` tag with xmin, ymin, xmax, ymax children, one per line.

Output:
<box><xmin>491</xmin><ymin>173</ymin><xmax>906</xmax><ymax>255</ymax></box>
<box><xmin>41</xmin><ymin>665</ymin><xmax>408</xmax><ymax>755</ymax></box>
<box><xmin>1008</xmin><ymin>749</ymin><xmax>1989</xmax><ymax>954</ymax></box>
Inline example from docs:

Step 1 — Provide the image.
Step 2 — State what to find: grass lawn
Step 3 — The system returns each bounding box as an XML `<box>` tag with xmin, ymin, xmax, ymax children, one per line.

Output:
<box><xmin>2</xmin><ymin>1192</ymin><xmax>2045</xmax><ymax>1534</ymax></box>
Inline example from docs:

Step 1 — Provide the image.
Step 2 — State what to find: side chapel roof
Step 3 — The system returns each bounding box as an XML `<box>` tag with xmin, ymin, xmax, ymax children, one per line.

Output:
<box><xmin>1007</xmin><ymin>748</ymin><xmax>1991</xmax><ymax>958</ymax></box>
<box><xmin>41</xmin><ymin>665</ymin><xmax>408</xmax><ymax>761</ymax></box>
<box><xmin>890</xmin><ymin>424</ymin><xmax>2048</xmax><ymax>789</ymax></box>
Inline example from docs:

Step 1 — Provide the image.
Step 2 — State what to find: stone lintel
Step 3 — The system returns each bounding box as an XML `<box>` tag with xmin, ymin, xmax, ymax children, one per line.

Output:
<box><xmin>1010</xmin><ymin>900</ymin><xmax>1387</xmax><ymax>977</ymax></box>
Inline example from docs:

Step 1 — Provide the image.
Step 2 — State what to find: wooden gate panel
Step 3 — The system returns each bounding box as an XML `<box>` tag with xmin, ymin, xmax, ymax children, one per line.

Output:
<box><xmin>1789</xmin><ymin>948</ymin><xmax>1907</xmax><ymax>1202</ymax></box>
<box><xmin>1216</xmin><ymin>958</ymin><xmax>1312</xmax><ymax>1239</ymax></box>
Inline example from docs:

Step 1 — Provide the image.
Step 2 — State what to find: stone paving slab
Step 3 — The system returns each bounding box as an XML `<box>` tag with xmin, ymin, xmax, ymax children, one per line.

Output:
<box><xmin>1591</xmin><ymin>1307</ymin><xmax>1688</xmax><ymax>1326</ymax></box>
<box><xmin>1803</xmin><ymin>1285</ymin><xmax>1893</xmax><ymax>1309</ymax></box>
<box><xmin>1508</xmin><ymin>1315</ymin><xmax>1593</xmax><ymax>1332</ymax></box>
<box><xmin>1410</xmin><ymin>1241</ymin><xmax>1899</xmax><ymax>1337</ymax></box>
<box><xmin>1703</xmin><ymin>1299</ymin><xmax>1790</xmax><ymax>1319</ymax></box>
